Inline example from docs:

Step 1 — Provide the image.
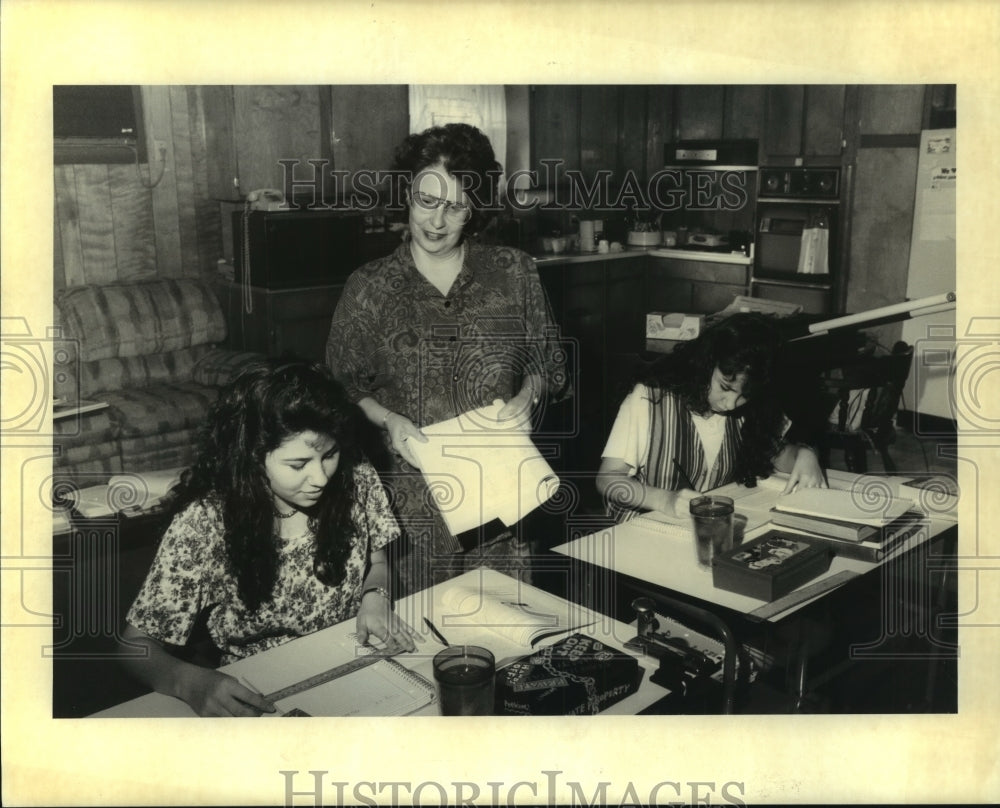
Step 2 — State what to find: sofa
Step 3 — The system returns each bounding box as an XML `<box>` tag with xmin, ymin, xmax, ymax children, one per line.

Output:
<box><xmin>53</xmin><ymin>277</ymin><xmax>262</xmax><ymax>483</ymax></box>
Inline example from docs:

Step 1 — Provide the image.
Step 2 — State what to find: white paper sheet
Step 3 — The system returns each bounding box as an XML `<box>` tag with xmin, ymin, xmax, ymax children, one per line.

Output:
<box><xmin>407</xmin><ymin>402</ymin><xmax>560</xmax><ymax>535</ymax></box>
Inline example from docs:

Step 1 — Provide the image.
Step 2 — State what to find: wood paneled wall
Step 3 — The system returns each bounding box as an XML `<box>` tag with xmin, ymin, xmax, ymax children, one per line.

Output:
<box><xmin>54</xmin><ymin>86</ymin><xmax>224</xmax><ymax>289</ymax></box>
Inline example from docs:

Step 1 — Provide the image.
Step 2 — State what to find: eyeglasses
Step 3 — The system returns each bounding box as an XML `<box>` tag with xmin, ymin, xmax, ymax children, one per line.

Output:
<box><xmin>408</xmin><ymin>191</ymin><xmax>472</xmax><ymax>223</ymax></box>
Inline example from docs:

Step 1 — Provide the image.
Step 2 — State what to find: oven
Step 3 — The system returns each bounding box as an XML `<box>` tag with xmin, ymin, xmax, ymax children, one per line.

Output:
<box><xmin>752</xmin><ymin>167</ymin><xmax>841</xmax><ymax>314</ymax></box>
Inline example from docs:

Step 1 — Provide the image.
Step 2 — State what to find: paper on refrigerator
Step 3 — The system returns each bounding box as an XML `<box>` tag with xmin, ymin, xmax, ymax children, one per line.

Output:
<box><xmin>406</xmin><ymin>402</ymin><xmax>560</xmax><ymax>535</ymax></box>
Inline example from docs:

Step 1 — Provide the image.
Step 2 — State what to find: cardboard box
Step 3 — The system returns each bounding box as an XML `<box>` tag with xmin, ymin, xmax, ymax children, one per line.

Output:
<box><xmin>712</xmin><ymin>530</ymin><xmax>832</xmax><ymax>601</ymax></box>
<box><xmin>495</xmin><ymin>634</ymin><xmax>641</xmax><ymax>716</ymax></box>
<box><xmin>646</xmin><ymin>312</ymin><xmax>704</xmax><ymax>340</ymax></box>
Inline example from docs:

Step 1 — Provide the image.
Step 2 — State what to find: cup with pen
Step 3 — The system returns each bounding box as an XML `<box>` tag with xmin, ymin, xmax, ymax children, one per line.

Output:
<box><xmin>425</xmin><ymin>617</ymin><xmax>496</xmax><ymax>715</ymax></box>
<box><xmin>674</xmin><ymin>459</ymin><xmax>734</xmax><ymax>570</ymax></box>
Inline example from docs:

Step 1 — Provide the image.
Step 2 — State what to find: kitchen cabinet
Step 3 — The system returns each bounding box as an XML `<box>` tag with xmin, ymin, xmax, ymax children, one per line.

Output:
<box><xmin>203</xmin><ymin>86</ymin><xmax>329</xmax><ymax>201</ymax></box>
<box><xmin>328</xmin><ymin>85</ymin><xmax>408</xmax><ymax>198</ymax></box>
<box><xmin>216</xmin><ymin>281</ymin><xmax>343</xmax><ymax>363</ymax></box>
<box><xmin>537</xmin><ymin>256</ymin><xmax>646</xmax><ymax>496</ymax></box>
<box><xmin>580</xmin><ymin>86</ymin><xmax>620</xmax><ymax>178</ymax></box>
<box><xmin>762</xmin><ymin>85</ymin><xmax>846</xmax><ymax>164</ymax></box>
<box><xmin>675</xmin><ymin>85</ymin><xmax>726</xmax><ymax>140</ymax></box>
<box><xmin>202</xmin><ymin>85</ymin><xmax>407</xmax><ymax>203</ymax></box>
<box><xmin>646</xmin><ymin>256</ymin><xmax>751</xmax><ymax>315</ymax></box>
<box><xmin>531</xmin><ymin>85</ymin><xmax>657</xmax><ymax>189</ymax></box>
<box><xmin>530</xmin><ymin>85</ymin><xmax>582</xmax><ymax>185</ymax></box>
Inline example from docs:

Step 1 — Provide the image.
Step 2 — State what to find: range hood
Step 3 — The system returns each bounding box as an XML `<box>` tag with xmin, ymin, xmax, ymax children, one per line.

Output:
<box><xmin>664</xmin><ymin>139</ymin><xmax>759</xmax><ymax>169</ymax></box>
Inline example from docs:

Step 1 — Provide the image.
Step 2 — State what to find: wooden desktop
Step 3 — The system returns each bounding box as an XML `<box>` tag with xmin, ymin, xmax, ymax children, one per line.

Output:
<box><xmin>90</xmin><ymin>568</ymin><xmax>672</xmax><ymax>717</ymax></box>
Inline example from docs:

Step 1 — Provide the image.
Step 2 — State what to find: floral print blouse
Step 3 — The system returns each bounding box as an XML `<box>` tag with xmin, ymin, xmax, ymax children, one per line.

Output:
<box><xmin>126</xmin><ymin>462</ymin><xmax>399</xmax><ymax>663</ymax></box>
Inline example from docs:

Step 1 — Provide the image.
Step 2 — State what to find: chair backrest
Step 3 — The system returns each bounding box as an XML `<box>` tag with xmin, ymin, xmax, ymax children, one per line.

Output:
<box><xmin>825</xmin><ymin>341</ymin><xmax>914</xmax><ymax>435</ymax></box>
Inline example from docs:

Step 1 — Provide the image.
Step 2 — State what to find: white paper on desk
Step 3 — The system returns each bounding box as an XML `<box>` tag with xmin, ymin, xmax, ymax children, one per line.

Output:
<box><xmin>407</xmin><ymin>402</ymin><xmax>560</xmax><ymax>535</ymax></box>
<box><xmin>772</xmin><ymin>486</ymin><xmax>914</xmax><ymax>526</ymax></box>
<box><xmin>108</xmin><ymin>467</ymin><xmax>184</xmax><ymax>507</ymax></box>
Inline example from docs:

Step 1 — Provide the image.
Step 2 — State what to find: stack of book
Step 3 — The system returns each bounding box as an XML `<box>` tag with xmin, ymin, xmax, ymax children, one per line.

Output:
<box><xmin>769</xmin><ymin>487</ymin><xmax>925</xmax><ymax>562</ymax></box>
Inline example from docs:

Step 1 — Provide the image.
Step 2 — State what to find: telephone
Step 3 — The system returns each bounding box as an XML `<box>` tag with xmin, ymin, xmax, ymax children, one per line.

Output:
<box><xmin>246</xmin><ymin>188</ymin><xmax>287</xmax><ymax>211</ymax></box>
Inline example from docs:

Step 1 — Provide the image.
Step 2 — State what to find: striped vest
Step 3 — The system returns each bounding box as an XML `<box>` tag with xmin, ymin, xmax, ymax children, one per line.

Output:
<box><xmin>607</xmin><ymin>389</ymin><xmax>744</xmax><ymax>524</ymax></box>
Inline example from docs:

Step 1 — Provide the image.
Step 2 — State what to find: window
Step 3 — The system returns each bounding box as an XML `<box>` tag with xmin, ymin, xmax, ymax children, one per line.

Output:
<box><xmin>54</xmin><ymin>85</ymin><xmax>147</xmax><ymax>164</ymax></box>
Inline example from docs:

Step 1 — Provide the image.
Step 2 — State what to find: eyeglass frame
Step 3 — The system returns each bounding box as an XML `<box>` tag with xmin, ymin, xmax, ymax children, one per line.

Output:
<box><xmin>406</xmin><ymin>189</ymin><xmax>474</xmax><ymax>223</ymax></box>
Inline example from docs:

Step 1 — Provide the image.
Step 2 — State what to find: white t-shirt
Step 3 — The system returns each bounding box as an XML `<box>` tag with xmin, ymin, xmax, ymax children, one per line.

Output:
<box><xmin>601</xmin><ymin>383</ymin><xmax>727</xmax><ymax>490</ymax></box>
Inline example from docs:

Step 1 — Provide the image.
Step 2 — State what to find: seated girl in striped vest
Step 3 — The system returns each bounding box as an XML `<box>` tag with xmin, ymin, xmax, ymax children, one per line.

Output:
<box><xmin>597</xmin><ymin>312</ymin><xmax>826</xmax><ymax>523</ymax></box>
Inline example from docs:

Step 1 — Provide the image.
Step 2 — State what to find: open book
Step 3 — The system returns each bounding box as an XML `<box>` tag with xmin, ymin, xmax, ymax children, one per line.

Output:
<box><xmin>439</xmin><ymin>582</ymin><xmax>592</xmax><ymax>648</ymax></box>
<box><xmin>407</xmin><ymin>402</ymin><xmax>560</xmax><ymax>535</ymax></box>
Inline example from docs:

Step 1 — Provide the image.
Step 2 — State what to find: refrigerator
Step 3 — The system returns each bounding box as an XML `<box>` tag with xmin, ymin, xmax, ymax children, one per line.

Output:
<box><xmin>900</xmin><ymin>128</ymin><xmax>956</xmax><ymax>426</ymax></box>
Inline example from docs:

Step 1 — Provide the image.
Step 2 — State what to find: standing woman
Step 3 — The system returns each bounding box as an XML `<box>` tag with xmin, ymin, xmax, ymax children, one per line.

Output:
<box><xmin>597</xmin><ymin>313</ymin><xmax>826</xmax><ymax>523</ymax></box>
<box><xmin>120</xmin><ymin>360</ymin><xmax>418</xmax><ymax>717</ymax></box>
<box><xmin>326</xmin><ymin>123</ymin><xmax>568</xmax><ymax>596</ymax></box>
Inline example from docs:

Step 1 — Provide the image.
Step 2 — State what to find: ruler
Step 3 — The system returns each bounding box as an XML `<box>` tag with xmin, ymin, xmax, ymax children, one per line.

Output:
<box><xmin>746</xmin><ymin>570</ymin><xmax>860</xmax><ymax>621</ymax></box>
<box><xmin>263</xmin><ymin>653</ymin><xmax>389</xmax><ymax>703</ymax></box>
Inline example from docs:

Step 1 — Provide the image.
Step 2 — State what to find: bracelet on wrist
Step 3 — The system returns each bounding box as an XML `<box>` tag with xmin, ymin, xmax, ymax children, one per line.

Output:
<box><xmin>381</xmin><ymin>410</ymin><xmax>393</xmax><ymax>430</ymax></box>
<box><xmin>361</xmin><ymin>585</ymin><xmax>391</xmax><ymax>604</ymax></box>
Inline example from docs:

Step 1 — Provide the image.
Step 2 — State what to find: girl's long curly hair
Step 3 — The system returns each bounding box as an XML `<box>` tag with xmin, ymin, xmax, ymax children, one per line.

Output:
<box><xmin>170</xmin><ymin>359</ymin><xmax>365</xmax><ymax>611</ymax></box>
<box><xmin>392</xmin><ymin>122</ymin><xmax>503</xmax><ymax>236</ymax></box>
<box><xmin>637</xmin><ymin>312</ymin><xmax>787</xmax><ymax>482</ymax></box>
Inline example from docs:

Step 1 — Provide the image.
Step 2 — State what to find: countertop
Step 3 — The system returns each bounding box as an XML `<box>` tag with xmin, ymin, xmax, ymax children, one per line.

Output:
<box><xmin>531</xmin><ymin>246</ymin><xmax>752</xmax><ymax>267</ymax></box>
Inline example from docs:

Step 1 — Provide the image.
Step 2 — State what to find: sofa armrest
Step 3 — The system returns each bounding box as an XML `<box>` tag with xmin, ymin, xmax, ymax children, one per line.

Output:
<box><xmin>191</xmin><ymin>349</ymin><xmax>264</xmax><ymax>388</ymax></box>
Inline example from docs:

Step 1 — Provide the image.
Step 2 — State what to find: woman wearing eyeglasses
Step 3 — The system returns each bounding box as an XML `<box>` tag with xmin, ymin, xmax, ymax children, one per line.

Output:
<box><xmin>326</xmin><ymin>123</ymin><xmax>568</xmax><ymax>597</ymax></box>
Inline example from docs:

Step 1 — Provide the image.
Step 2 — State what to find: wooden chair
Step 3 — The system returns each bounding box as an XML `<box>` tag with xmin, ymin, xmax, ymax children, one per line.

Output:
<box><xmin>819</xmin><ymin>341</ymin><xmax>914</xmax><ymax>473</ymax></box>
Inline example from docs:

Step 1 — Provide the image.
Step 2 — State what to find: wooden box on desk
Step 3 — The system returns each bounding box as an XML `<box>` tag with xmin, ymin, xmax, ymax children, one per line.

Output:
<box><xmin>495</xmin><ymin>634</ymin><xmax>641</xmax><ymax>716</ymax></box>
<box><xmin>712</xmin><ymin>531</ymin><xmax>832</xmax><ymax>602</ymax></box>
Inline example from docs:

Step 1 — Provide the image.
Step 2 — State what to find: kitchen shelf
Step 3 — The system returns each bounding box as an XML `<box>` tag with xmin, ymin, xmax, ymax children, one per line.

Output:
<box><xmin>648</xmin><ymin>248</ymin><xmax>752</xmax><ymax>266</ymax></box>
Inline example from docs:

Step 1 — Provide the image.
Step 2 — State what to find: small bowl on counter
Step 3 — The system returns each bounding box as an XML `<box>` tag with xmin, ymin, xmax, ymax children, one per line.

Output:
<box><xmin>626</xmin><ymin>231</ymin><xmax>662</xmax><ymax>248</ymax></box>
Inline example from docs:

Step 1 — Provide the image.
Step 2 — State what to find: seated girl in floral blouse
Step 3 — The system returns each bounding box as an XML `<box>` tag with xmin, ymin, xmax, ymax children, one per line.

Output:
<box><xmin>121</xmin><ymin>359</ymin><xmax>419</xmax><ymax>716</ymax></box>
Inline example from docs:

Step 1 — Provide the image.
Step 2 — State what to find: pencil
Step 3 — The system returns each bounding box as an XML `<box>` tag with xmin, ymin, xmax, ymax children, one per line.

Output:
<box><xmin>672</xmin><ymin>458</ymin><xmax>697</xmax><ymax>491</ymax></box>
<box><xmin>240</xmin><ymin>676</ymin><xmax>264</xmax><ymax>695</ymax></box>
<box><xmin>423</xmin><ymin>617</ymin><xmax>450</xmax><ymax>646</ymax></box>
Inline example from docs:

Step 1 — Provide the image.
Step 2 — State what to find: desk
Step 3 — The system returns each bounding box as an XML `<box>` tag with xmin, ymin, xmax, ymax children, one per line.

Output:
<box><xmin>552</xmin><ymin>469</ymin><xmax>957</xmax><ymax>621</ymax></box>
<box><xmin>550</xmin><ymin>469</ymin><xmax>959</xmax><ymax>711</ymax></box>
<box><xmin>91</xmin><ymin>568</ymin><xmax>670</xmax><ymax>717</ymax></box>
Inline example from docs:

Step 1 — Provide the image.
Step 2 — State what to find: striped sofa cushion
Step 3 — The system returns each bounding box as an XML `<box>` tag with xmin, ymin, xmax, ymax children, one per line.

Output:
<box><xmin>191</xmin><ymin>348</ymin><xmax>264</xmax><ymax>388</ymax></box>
<box><xmin>104</xmin><ymin>382</ymin><xmax>219</xmax><ymax>439</ymax></box>
<box><xmin>55</xmin><ymin>279</ymin><xmax>226</xmax><ymax>362</ymax></box>
<box><xmin>76</xmin><ymin>344</ymin><xmax>216</xmax><ymax>399</ymax></box>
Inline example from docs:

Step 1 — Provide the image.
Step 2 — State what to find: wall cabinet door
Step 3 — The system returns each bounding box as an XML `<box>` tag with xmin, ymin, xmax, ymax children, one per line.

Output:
<box><xmin>203</xmin><ymin>85</ymin><xmax>328</xmax><ymax>201</ymax></box>
<box><xmin>803</xmin><ymin>85</ymin><xmax>846</xmax><ymax>158</ymax></box>
<box><xmin>676</xmin><ymin>85</ymin><xmax>726</xmax><ymax>141</ymax></box>
<box><xmin>232</xmin><ymin>86</ymin><xmax>326</xmax><ymax>197</ymax></box>
<box><xmin>328</xmin><ymin>85</ymin><xmax>408</xmax><ymax>198</ymax></box>
<box><xmin>531</xmin><ymin>85</ymin><xmax>581</xmax><ymax>185</ymax></box>
<box><xmin>763</xmin><ymin>85</ymin><xmax>845</xmax><ymax>164</ymax></box>
<box><xmin>580</xmin><ymin>86</ymin><xmax>620</xmax><ymax>180</ymax></box>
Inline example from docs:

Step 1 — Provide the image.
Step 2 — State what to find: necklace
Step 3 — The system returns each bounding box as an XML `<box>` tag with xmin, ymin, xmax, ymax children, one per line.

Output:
<box><xmin>274</xmin><ymin>505</ymin><xmax>297</xmax><ymax>519</ymax></box>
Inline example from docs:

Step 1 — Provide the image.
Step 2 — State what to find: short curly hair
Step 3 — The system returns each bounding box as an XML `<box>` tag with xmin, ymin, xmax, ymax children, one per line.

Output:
<box><xmin>392</xmin><ymin>123</ymin><xmax>503</xmax><ymax>234</ymax></box>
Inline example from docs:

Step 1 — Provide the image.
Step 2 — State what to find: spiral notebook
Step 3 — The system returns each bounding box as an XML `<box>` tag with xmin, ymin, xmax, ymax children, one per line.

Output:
<box><xmin>265</xmin><ymin>633</ymin><xmax>436</xmax><ymax>717</ymax></box>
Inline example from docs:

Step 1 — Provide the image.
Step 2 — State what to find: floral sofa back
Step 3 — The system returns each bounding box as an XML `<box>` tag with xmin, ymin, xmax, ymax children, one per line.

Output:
<box><xmin>53</xmin><ymin>278</ymin><xmax>261</xmax><ymax>483</ymax></box>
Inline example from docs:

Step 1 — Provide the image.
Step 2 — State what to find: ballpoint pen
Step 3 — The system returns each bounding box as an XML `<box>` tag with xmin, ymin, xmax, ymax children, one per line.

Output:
<box><xmin>672</xmin><ymin>458</ymin><xmax>697</xmax><ymax>491</ymax></box>
<box><xmin>423</xmin><ymin>617</ymin><xmax>450</xmax><ymax>646</ymax></box>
